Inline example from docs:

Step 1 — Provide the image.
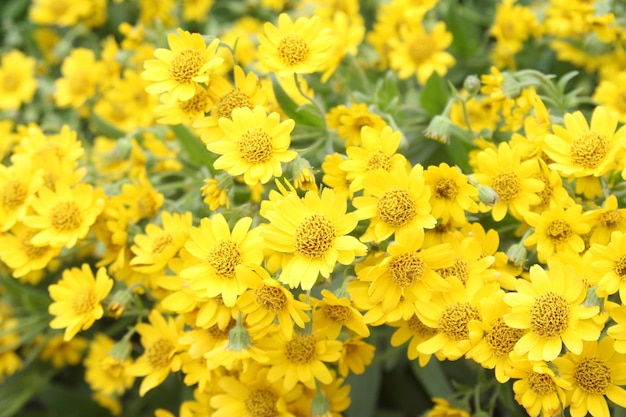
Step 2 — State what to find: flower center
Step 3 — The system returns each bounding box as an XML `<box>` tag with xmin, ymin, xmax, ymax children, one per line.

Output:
<box><xmin>322</xmin><ymin>305</ymin><xmax>351</xmax><ymax>323</ymax></box>
<box><xmin>615</xmin><ymin>256</ymin><xmax>626</xmax><ymax>279</ymax></box>
<box><xmin>2</xmin><ymin>180</ymin><xmax>27</xmax><ymax>209</ymax></box>
<box><xmin>437</xmin><ymin>259</ymin><xmax>469</xmax><ymax>284</ymax></box>
<box><xmin>388</xmin><ymin>253</ymin><xmax>425</xmax><ymax>288</ymax></box>
<box><xmin>72</xmin><ymin>286</ymin><xmax>96</xmax><ymax>314</ymax></box>
<box><xmin>377</xmin><ymin>188</ymin><xmax>417</xmax><ymax>228</ymax></box>
<box><xmin>365</xmin><ymin>150</ymin><xmax>392</xmax><ymax>172</ymax></box>
<box><xmin>207</xmin><ymin>239</ymin><xmax>242</xmax><ymax>279</ymax></box>
<box><xmin>168</xmin><ymin>49</ymin><xmax>204</xmax><ymax>85</ymax></box>
<box><xmin>434</xmin><ymin>178</ymin><xmax>459</xmax><ymax>200</ymax></box>
<box><xmin>2</xmin><ymin>73</ymin><xmax>19</xmax><ymax>91</ymax></box>
<box><xmin>50</xmin><ymin>201</ymin><xmax>82</xmax><ymax>231</ymax></box>
<box><xmin>208</xmin><ymin>319</ymin><xmax>237</xmax><ymax>339</ymax></box>
<box><xmin>277</xmin><ymin>33</ymin><xmax>310</xmax><ymax>66</ymax></box>
<box><xmin>527</xmin><ymin>372</ymin><xmax>556</xmax><ymax>396</ymax></box>
<box><xmin>486</xmin><ymin>317</ymin><xmax>525</xmax><ymax>356</ymax></box>
<box><xmin>491</xmin><ymin>170</ymin><xmax>520</xmax><ymax>202</ymax></box>
<box><xmin>439</xmin><ymin>302</ymin><xmax>480</xmax><ymax>341</ymax></box>
<box><xmin>152</xmin><ymin>233</ymin><xmax>173</xmax><ymax>254</ymax></box>
<box><xmin>146</xmin><ymin>338</ymin><xmax>175</xmax><ymax>369</ymax></box>
<box><xmin>179</xmin><ymin>88</ymin><xmax>210</xmax><ymax>115</ymax></box>
<box><xmin>238</xmin><ymin>127</ymin><xmax>274</xmax><ymax>164</ymax></box>
<box><xmin>284</xmin><ymin>334</ymin><xmax>317</xmax><ymax>364</ymax></box>
<box><xmin>137</xmin><ymin>192</ymin><xmax>160</xmax><ymax>219</ymax></box>
<box><xmin>216</xmin><ymin>89</ymin><xmax>252</xmax><ymax>120</ymax></box>
<box><xmin>407</xmin><ymin>315</ymin><xmax>437</xmax><ymax>338</ymax></box>
<box><xmin>570</xmin><ymin>131</ymin><xmax>608</xmax><ymax>169</ymax></box>
<box><xmin>599</xmin><ymin>211</ymin><xmax>622</xmax><ymax>230</ymax></box>
<box><xmin>574</xmin><ymin>357</ymin><xmax>612</xmax><ymax>394</ymax></box>
<box><xmin>21</xmin><ymin>230</ymin><xmax>50</xmax><ymax>259</ymax></box>
<box><xmin>255</xmin><ymin>285</ymin><xmax>287</xmax><ymax>312</ymax></box>
<box><xmin>293</xmin><ymin>214</ymin><xmax>336</xmax><ymax>259</ymax></box>
<box><xmin>529</xmin><ymin>291</ymin><xmax>571</xmax><ymax>338</ymax></box>
<box><xmin>408</xmin><ymin>33</ymin><xmax>434</xmax><ymax>64</ymax></box>
<box><xmin>546</xmin><ymin>220</ymin><xmax>571</xmax><ymax>243</ymax></box>
<box><xmin>245</xmin><ymin>388</ymin><xmax>279</xmax><ymax>417</ymax></box>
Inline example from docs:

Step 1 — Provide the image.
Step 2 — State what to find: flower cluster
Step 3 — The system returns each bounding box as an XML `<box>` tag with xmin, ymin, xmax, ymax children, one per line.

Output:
<box><xmin>3</xmin><ymin>1</ymin><xmax>626</xmax><ymax>417</ymax></box>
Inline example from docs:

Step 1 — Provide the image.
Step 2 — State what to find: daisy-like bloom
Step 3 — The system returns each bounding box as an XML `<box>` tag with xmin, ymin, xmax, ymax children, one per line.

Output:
<box><xmin>590</xmin><ymin>231</ymin><xmax>626</xmax><ymax>303</ymax></box>
<box><xmin>126</xmin><ymin>309</ymin><xmax>185</xmax><ymax>397</ymax></box>
<box><xmin>317</xmin><ymin>11</ymin><xmax>364</xmax><ymax>82</ymax></box>
<box><xmin>48</xmin><ymin>264</ymin><xmax>114</xmax><ymax>341</ymax></box>
<box><xmin>311</xmin><ymin>289</ymin><xmax>369</xmax><ymax>339</ymax></box>
<box><xmin>359</xmin><ymin>229</ymin><xmax>453</xmax><ymax>315</ymax></box>
<box><xmin>523</xmin><ymin>201</ymin><xmax>592</xmax><ymax>263</ymax></box>
<box><xmin>542</xmin><ymin>106</ymin><xmax>626</xmax><ymax>178</ymax></box>
<box><xmin>606</xmin><ymin>301</ymin><xmax>626</xmax><ymax>354</ymax></box>
<box><xmin>84</xmin><ymin>333</ymin><xmax>135</xmax><ymax>397</ymax></box>
<box><xmin>208</xmin><ymin>106</ymin><xmax>297</xmax><ymax>185</ymax></box>
<box><xmin>593</xmin><ymin>71</ymin><xmax>626</xmax><ymax>123</ymax></box>
<box><xmin>326</xmin><ymin>103</ymin><xmax>388</xmax><ymax>147</ymax></box>
<box><xmin>353</xmin><ymin>164</ymin><xmax>437</xmax><ymax>243</ymax></box>
<box><xmin>118</xmin><ymin>171</ymin><xmax>164</xmax><ymax>223</ymax></box>
<box><xmin>337</xmin><ymin>337</ymin><xmax>375</xmax><ymax>377</ymax></box>
<box><xmin>471</xmin><ymin>141</ymin><xmax>544</xmax><ymax>221</ymax></box>
<box><xmin>237</xmin><ymin>264</ymin><xmax>310</xmax><ymax>338</ymax></box>
<box><xmin>39</xmin><ymin>334</ymin><xmax>88</xmax><ymax>368</ymax></box>
<box><xmin>425</xmin><ymin>398</ymin><xmax>470</xmax><ymax>417</ymax></box>
<box><xmin>416</xmin><ymin>276</ymin><xmax>500</xmax><ymax>360</ymax></box>
<box><xmin>142</xmin><ymin>28</ymin><xmax>223</xmax><ymax>103</ymax></box>
<box><xmin>586</xmin><ymin>194</ymin><xmax>626</xmax><ymax>246</ymax></box>
<box><xmin>258</xmin><ymin>13</ymin><xmax>335</xmax><ymax>76</ymax></box>
<box><xmin>388</xmin><ymin>22</ymin><xmax>456</xmax><ymax>84</ymax></box>
<box><xmin>503</xmin><ymin>259</ymin><xmax>603</xmax><ymax>362</ymax></box>
<box><xmin>508</xmin><ymin>361</ymin><xmax>570</xmax><ymax>417</ymax></box>
<box><xmin>0</xmin><ymin>312</ymin><xmax>22</xmax><ymax>382</ymax></box>
<box><xmin>29</xmin><ymin>0</ymin><xmax>90</xmax><ymax>26</ymax></box>
<box><xmin>0</xmin><ymin>50</ymin><xmax>38</xmax><ymax>110</ymax></box>
<box><xmin>54</xmin><ymin>48</ymin><xmax>104</xmax><ymax>109</ymax></box>
<box><xmin>339</xmin><ymin>125</ymin><xmax>410</xmax><ymax>193</ymax></box>
<box><xmin>553</xmin><ymin>337</ymin><xmax>626</xmax><ymax>417</ymax></box>
<box><xmin>528</xmin><ymin>159</ymin><xmax>574</xmax><ymax>215</ymax></box>
<box><xmin>465</xmin><ymin>289</ymin><xmax>525</xmax><ymax>383</ymax></box>
<box><xmin>130</xmin><ymin>211</ymin><xmax>192</xmax><ymax>273</ymax></box>
<box><xmin>210</xmin><ymin>363</ymin><xmax>301</xmax><ymax>417</ymax></box>
<box><xmin>389</xmin><ymin>313</ymin><xmax>439</xmax><ymax>366</ymax></box>
<box><xmin>0</xmin><ymin>222</ymin><xmax>61</xmax><ymax>278</ymax></box>
<box><xmin>322</xmin><ymin>153</ymin><xmax>351</xmax><ymax>199</ymax></box>
<box><xmin>435</xmin><ymin>234</ymin><xmax>495</xmax><ymax>285</ymax></box>
<box><xmin>0</xmin><ymin>155</ymin><xmax>43</xmax><ymax>232</ymax></box>
<box><xmin>423</xmin><ymin>163</ymin><xmax>478</xmax><ymax>226</ymax></box>
<box><xmin>25</xmin><ymin>183</ymin><xmax>105</xmax><ymax>249</ymax></box>
<box><xmin>203</xmin><ymin>319</ymin><xmax>270</xmax><ymax>372</ymax></box>
<box><xmin>180</xmin><ymin>213</ymin><xmax>264</xmax><ymax>307</ymax></box>
<box><xmin>154</xmin><ymin>84</ymin><xmax>212</xmax><ymax>126</ymax></box>
<box><xmin>265</xmin><ymin>332</ymin><xmax>342</xmax><ymax>390</ymax></box>
<box><xmin>201</xmin><ymin>177</ymin><xmax>231</xmax><ymax>211</ymax></box>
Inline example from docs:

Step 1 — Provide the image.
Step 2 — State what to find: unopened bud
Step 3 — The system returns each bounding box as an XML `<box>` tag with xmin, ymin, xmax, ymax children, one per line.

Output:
<box><xmin>463</xmin><ymin>75</ymin><xmax>481</xmax><ymax>97</ymax></box>
<box><xmin>506</xmin><ymin>243</ymin><xmax>527</xmax><ymax>267</ymax></box>
<box><xmin>502</xmin><ymin>73</ymin><xmax>522</xmax><ymax>99</ymax></box>
<box><xmin>477</xmin><ymin>184</ymin><xmax>500</xmax><ymax>206</ymax></box>
<box><xmin>227</xmin><ymin>319</ymin><xmax>251</xmax><ymax>352</ymax></box>
<box><xmin>311</xmin><ymin>389</ymin><xmax>330</xmax><ymax>417</ymax></box>
<box><xmin>107</xmin><ymin>289</ymin><xmax>134</xmax><ymax>319</ymax></box>
<box><xmin>424</xmin><ymin>115</ymin><xmax>452</xmax><ymax>144</ymax></box>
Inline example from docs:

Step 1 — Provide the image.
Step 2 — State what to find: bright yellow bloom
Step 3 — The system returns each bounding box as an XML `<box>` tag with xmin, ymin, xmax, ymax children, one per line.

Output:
<box><xmin>317</xmin><ymin>11</ymin><xmax>364</xmax><ymax>82</ymax></box>
<box><xmin>126</xmin><ymin>309</ymin><xmax>185</xmax><ymax>397</ymax></box>
<box><xmin>503</xmin><ymin>260</ymin><xmax>603</xmax><ymax>362</ymax></box>
<box><xmin>142</xmin><ymin>28</ymin><xmax>222</xmax><ymax>103</ymax></box>
<box><xmin>29</xmin><ymin>0</ymin><xmax>90</xmax><ymax>26</ymax></box>
<box><xmin>200</xmin><ymin>177</ymin><xmax>231</xmax><ymax>210</ymax></box>
<box><xmin>554</xmin><ymin>337</ymin><xmax>626</xmax><ymax>417</ymax></box>
<box><xmin>590</xmin><ymin>231</ymin><xmax>626</xmax><ymax>303</ymax></box>
<box><xmin>311</xmin><ymin>289</ymin><xmax>369</xmax><ymax>339</ymax></box>
<box><xmin>118</xmin><ymin>171</ymin><xmax>164</xmax><ymax>223</ymax></box>
<box><xmin>353</xmin><ymin>164</ymin><xmax>437</xmax><ymax>243</ymax></box>
<box><xmin>426</xmin><ymin>398</ymin><xmax>470</xmax><ymax>417</ymax></box>
<box><xmin>54</xmin><ymin>48</ymin><xmax>104</xmax><ymax>109</ymax></box>
<box><xmin>40</xmin><ymin>334</ymin><xmax>88</xmax><ymax>368</ymax></box>
<box><xmin>84</xmin><ymin>333</ymin><xmax>135</xmax><ymax>396</ymax></box>
<box><xmin>337</xmin><ymin>337</ymin><xmax>375</xmax><ymax>377</ymax></box>
<box><xmin>586</xmin><ymin>194</ymin><xmax>626</xmax><ymax>246</ymax></box>
<box><xmin>389</xmin><ymin>313</ymin><xmax>438</xmax><ymax>366</ymax></box>
<box><xmin>258</xmin><ymin>13</ymin><xmax>335</xmax><ymax>76</ymax></box>
<box><xmin>593</xmin><ymin>71</ymin><xmax>626</xmax><ymax>123</ymax></box>
<box><xmin>261</xmin><ymin>186</ymin><xmax>367</xmax><ymax>290</ymax></box>
<box><xmin>0</xmin><ymin>50</ymin><xmax>37</xmax><ymax>110</ymax></box>
<box><xmin>0</xmin><ymin>222</ymin><xmax>60</xmax><ymax>278</ymax></box>
<box><xmin>48</xmin><ymin>264</ymin><xmax>114</xmax><ymax>341</ymax></box>
<box><xmin>508</xmin><ymin>361</ymin><xmax>570</xmax><ymax>417</ymax></box>
<box><xmin>489</xmin><ymin>0</ymin><xmax>541</xmax><ymax>68</ymax></box>
<box><xmin>326</xmin><ymin>103</ymin><xmax>388</xmax><ymax>147</ymax></box>
<box><xmin>0</xmin><ymin>155</ymin><xmax>43</xmax><ymax>232</ymax></box>
<box><xmin>0</xmin><ymin>311</ymin><xmax>22</xmax><ymax>382</ymax></box>
<box><xmin>321</xmin><ymin>153</ymin><xmax>351</xmax><ymax>199</ymax></box>
<box><xmin>208</xmin><ymin>106</ymin><xmax>297</xmax><ymax>185</ymax></box>
<box><xmin>424</xmin><ymin>162</ymin><xmax>478</xmax><ymax>226</ymax></box>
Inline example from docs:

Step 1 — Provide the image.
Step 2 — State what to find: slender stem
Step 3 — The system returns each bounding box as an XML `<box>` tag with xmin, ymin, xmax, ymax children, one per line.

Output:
<box><xmin>293</xmin><ymin>73</ymin><xmax>327</xmax><ymax>131</ymax></box>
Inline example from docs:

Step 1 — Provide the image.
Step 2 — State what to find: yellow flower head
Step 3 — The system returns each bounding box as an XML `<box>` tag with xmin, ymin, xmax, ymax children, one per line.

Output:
<box><xmin>54</xmin><ymin>48</ymin><xmax>104</xmax><ymax>109</ymax></box>
<box><xmin>424</xmin><ymin>162</ymin><xmax>479</xmax><ymax>226</ymax></box>
<box><xmin>48</xmin><ymin>264</ymin><xmax>114</xmax><ymax>341</ymax></box>
<box><xmin>143</xmin><ymin>28</ymin><xmax>223</xmax><ymax>103</ymax></box>
<box><xmin>312</xmin><ymin>289</ymin><xmax>370</xmax><ymax>340</ymax></box>
<box><xmin>84</xmin><ymin>333</ymin><xmax>135</xmax><ymax>396</ymax></box>
<box><xmin>0</xmin><ymin>50</ymin><xmax>37</xmax><ymax>111</ymax></box>
<box><xmin>389</xmin><ymin>313</ymin><xmax>438</xmax><ymax>366</ymax></box>
<box><xmin>326</xmin><ymin>103</ymin><xmax>388</xmax><ymax>147</ymax></box>
<box><xmin>0</xmin><ymin>222</ymin><xmax>60</xmax><ymax>278</ymax></box>
<box><xmin>590</xmin><ymin>231</ymin><xmax>626</xmax><ymax>303</ymax></box>
<box><xmin>0</xmin><ymin>155</ymin><xmax>43</xmax><ymax>232</ymax></box>
<box><xmin>426</xmin><ymin>398</ymin><xmax>470</xmax><ymax>417</ymax></box>
<box><xmin>508</xmin><ymin>360</ymin><xmax>570</xmax><ymax>417</ymax></box>
<box><xmin>40</xmin><ymin>334</ymin><xmax>88</xmax><ymax>368</ymax></box>
<box><xmin>208</xmin><ymin>106</ymin><xmax>297</xmax><ymax>185</ymax></box>
<box><xmin>29</xmin><ymin>0</ymin><xmax>90</xmax><ymax>26</ymax></box>
<box><xmin>337</xmin><ymin>337</ymin><xmax>375</xmax><ymax>377</ymax></box>
<box><xmin>258</xmin><ymin>13</ymin><xmax>335</xmax><ymax>76</ymax></box>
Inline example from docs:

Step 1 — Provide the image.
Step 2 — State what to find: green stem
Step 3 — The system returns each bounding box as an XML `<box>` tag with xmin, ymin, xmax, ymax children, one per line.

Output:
<box><xmin>293</xmin><ymin>73</ymin><xmax>327</xmax><ymax>130</ymax></box>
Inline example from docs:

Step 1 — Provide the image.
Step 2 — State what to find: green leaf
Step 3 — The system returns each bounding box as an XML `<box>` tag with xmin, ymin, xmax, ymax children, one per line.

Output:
<box><xmin>89</xmin><ymin>113</ymin><xmax>126</xmax><ymax>139</ymax></box>
<box><xmin>271</xmin><ymin>74</ymin><xmax>325</xmax><ymax>128</ymax></box>
<box><xmin>375</xmin><ymin>71</ymin><xmax>400</xmax><ymax>112</ymax></box>
<box><xmin>0</xmin><ymin>362</ymin><xmax>56</xmax><ymax>417</ymax></box>
<box><xmin>345</xmin><ymin>362</ymin><xmax>382</xmax><ymax>417</ymax></box>
<box><xmin>170</xmin><ymin>124</ymin><xmax>214</xmax><ymax>169</ymax></box>
<box><xmin>410</xmin><ymin>358</ymin><xmax>455</xmax><ymax>399</ymax></box>
<box><xmin>446</xmin><ymin>125</ymin><xmax>476</xmax><ymax>173</ymax></box>
<box><xmin>420</xmin><ymin>72</ymin><xmax>449</xmax><ymax>117</ymax></box>
<box><xmin>445</xmin><ymin>4</ymin><xmax>481</xmax><ymax>59</ymax></box>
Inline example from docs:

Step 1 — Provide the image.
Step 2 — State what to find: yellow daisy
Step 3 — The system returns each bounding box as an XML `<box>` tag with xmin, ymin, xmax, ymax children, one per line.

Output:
<box><xmin>84</xmin><ymin>333</ymin><xmax>135</xmax><ymax>396</ymax></box>
<box><xmin>260</xmin><ymin>186</ymin><xmax>367</xmax><ymax>290</ymax></box>
<box><xmin>507</xmin><ymin>360</ymin><xmax>570</xmax><ymax>417</ymax></box>
<box><xmin>326</xmin><ymin>103</ymin><xmax>388</xmax><ymax>147</ymax></box>
<box><xmin>503</xmin><ymin>259</ymin><xmax>603</xmax><ymax>362</ymax></box>
<box><xmin>208</xmin><ymin>106</ymin><xmax>297</xmax><ymax>185</ymax></box>
<box><xmin>142</xmin><ymin>28</ymin><xmax>223</xmax><ymax>103</ymax></box>
<box><xmin>353</xmin><ymin>164</ymin><xmax>437</xmax><ymax>243</ymax></box>
<box><xmin>553</xmin><ymin>337</ymin><xmax>626</xmax><ymax>417</ymax></box>
<box><xmin>0</xmin><ymin>155</ymin><xmax>43</xmax><ymax>232</ymax></box>
<box><xmin>54</xmin><ymin>48</ymin><xmax>103</xmax><ymax>109</ymax></box>
<box><xmin>590</xmin><ymin>231</ymin><xmax>626</xmax><ymax>302</ymax></box>
<box><xmin>389</xmin><ymin>313</ymin><xmax>438</xmax><ymax>366</ymax></box>
<box><xmin>586</xmin><ymin>194</ymin><xmax>626</xmax><ymax>246</ymax></box>
<box><xmin>0</xmin><ymin>50</ymin><xmax>38</xmax><ymax>110</ymax></box>
<box><xmin>180</xmin><ymin>213</ymin><xmax>264</xmax><ymax>307</ymax></box>
<box><xmin>311</xmin><ymin>289</ymin><xmax>370</xmax><ymax>339</ymax></box>
<box><xmin>337</xmin><ymin>337</ymin><xmax>375</xmax><ymax>377</ymax></box>
<box><xmin>258</xmin><ymin>13</ymin><xmax>335</xmax><ymax>76</ymax></box>
<box><xmin>423</xmin><ymin>162</ymin><xmax>479</xmax><ymax>226</ymax></box>
<box><xmin>0</xmin><ymin>222</ymin><xmax>60</xmax><ymax>278</ymax></box>
<box><xmin>48</xmin><ymin>264</ymin><xmax>114</xmax><ymax>341</ymax></box>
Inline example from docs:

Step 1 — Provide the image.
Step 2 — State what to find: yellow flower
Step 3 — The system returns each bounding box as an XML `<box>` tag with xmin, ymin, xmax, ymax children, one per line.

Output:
<box><xmin>388</xmin><ymin>22</ymin><xmax>455</xmax><ymax>84</ymax></box>
<box><xmin>426</xmin><ymin>398</ymin><xmax>470</xmax><ymax>417</ymax></box>
<box><xmin>353</xmin><ymin>164</ymin><xmax>437</xmax><ymax>243</ymax></box>
<box><xmin>471</xmin><ymin>142</ymin><xmax>543</xmax><ymax>221</ymax></box>
<box><xmin>25</xmin><ymin>183</ymin><xmax>105</xmax><ymax>248</ymax></box>
<box><xmin>181</xmin><ymin>0</ymin><xmax>214</xmax><ymax>22</ymax></box>
<box><xmin>586</xmin><ymin>194</ymin><xmax>626</xmax><ymax>246</ymax></box>
<box><xmin>260</xmin><ymin>186</ymin><xmax>367</xmax><ymax>290</ymax></box>
<box><xmin>0</xmin><ymin>155</ymin><xmax>43</xmax><ymax>232</ymax></box>
<box><xmin>258</xmin><ymin>13</ymin><xmax>335</xmax><ymax>76</ymax></box>
<box><xmin>29</xmin><ymin>0</ymin><xmax>90</xmax><ymax>26</ymax></box>
<box><xmin>554</xmin><ymin>337</ymin><xmax>626</xmax><ymax>417</ymax></box>
<box><xmin>503</xmin><ymin>259</ymin><xmax>602</xmax><ymax>362</ymax></box>
<box><xmin>40</xmin><ymin>334</ymin><xmax>88</xmax><ymax>368</ymax></box>
<box><xmin>84</xmin><ymin>333</ymin><xmax>135</xmax><ymax>396</ymax></box>
<box><xmin>126</xmin><ymin>309</ymin><xmax>185</xmax><ymax>396</ymax></box>
<box><xmin>118</xmin><ymin>171</ymin><xmax>164</xmax><ymax>223</ymax></box>
<box><xmin>489</xmin><ymin>0</ymin><xmax>541</xmax><ymax>68</ymax></box>
<box><xmin>326</xmin><ymin>103</ymin><xmax>388</xmax><ymax>147</ymax></box>
<box><xmin>208</xmin><ymin>106</ymin><xmax>297</xmax><ymax>185</ymax></box>
<box><xmin>543</xmin><ymin>106</ymin><xmax>626</xmax><ymax>178</ymax></box>
<box><xmin>311</xmin><ymin>289</ymin><xmax>370</xmax><ymax>339</ymax></box>
<box><xmin>317</xmin><ymin>11</ymin><xmax>364</xmax><ymax>82</ymax></box>
<box><xmin>523</xmin><ymin>201</ymin><xmax>592</xmax><ymax>263</ymax></box>
<box><xmin>48</xmin><ymin>264</ymin><xmax>114</xmax><ymax>341</ymax></box>
<box><xmin>424</xmin><ymin>162</ymin><xmax>479</xmax><ymax>226</ymax></box>
<box><xmin>142</xmin><ymin>28</ymin><xmax>223</xmax><ymax>103</ymax></box>
<box><xmin>200</xmin><ymin>177</ymin><xmax>231</xmax><ymax>210</ymax></box>
<box><xmin>0</xmin><ymin>50</ymin><xmax>37</xmax><ymax>110</ymax></box>
<box><xmin>321</xmin><ymin>153</ymin><xmax>351</xmax><ymax>199</ymax></box>
<box><xmin>54</xmin><ymin>48</ymin><xmax>104</xmax><ymax>109</ymax></box>
<box><xmin>590</xmin><ymin>231</ymin><xmax>626</xmax><ymax>303</ymax></box>
<box><xmin>180</xmin><ymin>213</ymin><xmax>264</xmax><ymax>307</ymax></box>
<box><xmin>0</xmin><ymin>222</ymin><xmax>61</xmax><ymax>278</ymax></box>
<box><xmin>593</xmin><ymin>71</ymin><xmax>626</xmax><ymax>123</ymax></box>
<box><xmin>337</xmin><ymin>337</ymin><xmax>375</xmax><ymax>377</ymax></box>
<box><xmin>389</xmin><ymin>313</ymin><xmax>438</xmax><ymax>366</ymax></box>
<box><xmin>507</xmin><ymin>361</ymin><xmax>570</xmax><ymax>417</ymax></box>
<box><xmin>0</xmin><ymin>312</ymin><xmax>22</xmax><ymax>382</ymax></box>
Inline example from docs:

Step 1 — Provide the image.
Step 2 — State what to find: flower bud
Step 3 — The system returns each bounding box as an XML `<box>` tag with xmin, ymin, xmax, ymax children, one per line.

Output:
<box><xmin>311</xmin><ymin>389</ymin><xmax>330</xmax><ymax>417</ymax></box>
<box><xmin>227</xmin><ymin>319</ymin><xmax>251</xmax><ymax>352</ymax></box>
<box><xmin>463</xmin><ymin>75</ymin><xmax>481</xmax><ymax>97</ymax></box>
<box><xmin>477</xmin><ymin>184</ymin><xmax>500</xmax><ymax>206</ymax></box>
<box><xmin>291</xmin><ymin>156</ymin><xmax>318</xmax><ymax>192</ymax></box>
<box><xmin>106</xmin><ymin>289</ymin><xmax>134</xmax><ymax>319</ymax></box>
<box><xmin>506</xmin><ymin>243</ymin><xmax>527</xmax><ymax>267</ymax></box>
<box><xmin>424</xmin><ymin>115</ymin><xmax>452</xmax><ymax>144</ymax></box>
